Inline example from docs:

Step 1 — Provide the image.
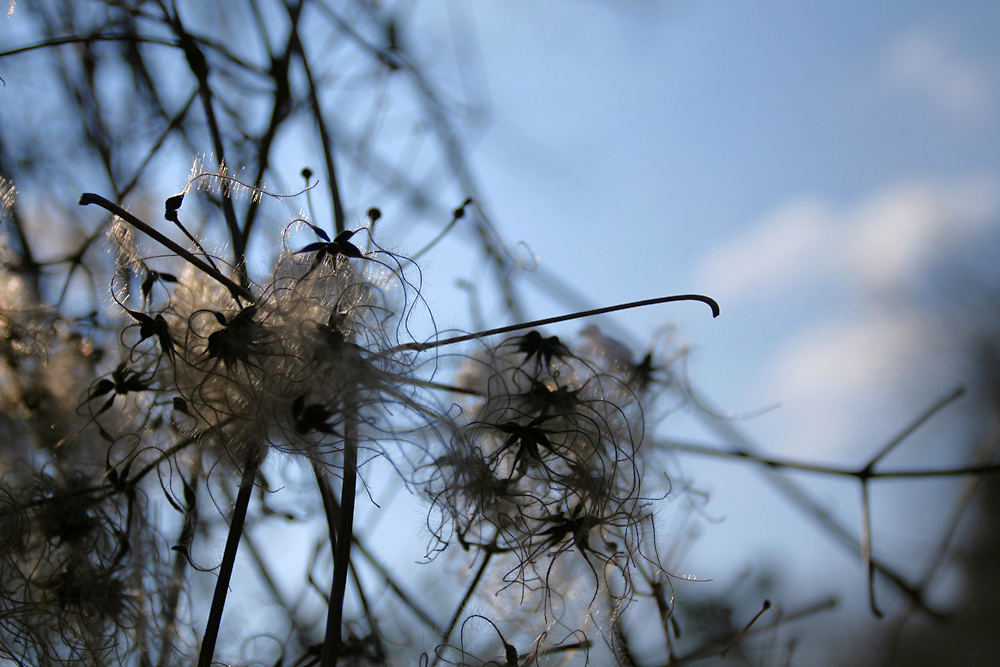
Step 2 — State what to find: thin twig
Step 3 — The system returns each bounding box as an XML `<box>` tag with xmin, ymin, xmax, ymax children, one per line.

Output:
<box><xmin>159</xmin><ymin>471</ymin><xmax>200</xmax><ymax>667</ymax></box>
<box><xmin>241</xmin><ymin>0</ymin><xmax>301</xmax><ymax>243</ymax></box>
<box><xmin>291</xmin><ymin>15</ymin><xmax>346</xmax><ymax>236</ymax></box>
<box><xmin>859</xmin><ymin>482</ymin><xmax>883</xmax><ymax>618</ymax></box>
<box><xmin>679</xmin><ymin>389</ymin><xmax>949</xmax><ymax>619</ymax></box>
<box><xmin>381</xmin><ymin>294</ymin><xmax>720</xmax><ymax>356</ymax></box>
<box><xmin>660</xmin><ymin>438</ymin><xmax>1000</xmax><ymax>479</ymax></box>
<box><xmin>78</xmin><ymin>193</ymin><xmax>254</xmax><ymax>303</ymax></box>
<box><xmin>720</xmin><ymin>600</ymin><xmax>771</xmax><ymax>657</ymax></box>
<box><xmin>867</xmin><ymin>388</ymin><xmax>966</xmax><ymax>468</ymax></box>
<box><xmin>167</xmin><ymin>10</ymin><xmax>249</xmax><ymax>286</ymax></box>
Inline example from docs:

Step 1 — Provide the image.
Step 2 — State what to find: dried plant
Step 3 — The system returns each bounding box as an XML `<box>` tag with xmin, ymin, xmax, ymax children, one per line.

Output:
<box><xmin>1</xmin><ymin>3</ymin><xmax>996</xmax><ymax>667</ymax></box>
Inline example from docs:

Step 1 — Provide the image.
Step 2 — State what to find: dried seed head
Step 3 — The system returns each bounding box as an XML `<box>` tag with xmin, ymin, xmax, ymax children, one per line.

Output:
<box><xmin>0</xmin><ymin>471</ymin><xmax>145</xmax><ymax>665</ymax></box>
<box><xmin>128</xmin><ymin>217</ymin><xmax>446</xmax><ymax>474</ymax></box>
<box><xmin>428</xmin><ymin>327</ymin><xmax>652</xmax><ymax>592</ymax></box>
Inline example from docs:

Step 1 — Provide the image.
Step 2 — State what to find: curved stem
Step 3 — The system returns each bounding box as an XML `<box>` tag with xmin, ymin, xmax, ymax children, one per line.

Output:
<box><xmin>380</xmin><ymin>293</ymin><xmax>720</xmax><ymax>357</ymax></box>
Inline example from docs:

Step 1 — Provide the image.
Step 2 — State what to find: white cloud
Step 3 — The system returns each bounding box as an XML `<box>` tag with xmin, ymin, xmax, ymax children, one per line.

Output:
<box><xmin>695</xmin><ymin>198</ymin><xmax>836</xmax><ymax>302</ymax></box>
<box><xmin>885</xmin><ymin>26</ymin><xmax>992</xmax><ymax>122</ymax></box>
<box><xmin>845</xmin><ymin>177</ymin><xmax>999</xmax><ymax>289</ymax></box>
<box><xmin>761</xmin><ymin>311</ymin><xmax>936</xmax><ymax>457</ymax></box>
<box><xmin>756</xmin><ymin>301</ymin><xmax>978</xmax><ymax>461</ymax></box>
<box><xmin>695</xmin><ymin>176</ymin><xmax>1000</xmax><ymax>300</ymax></box>
<box><xmin>699</xmin><ymin>176</ymin><xmax>999</xmax><ymax>457</ymax></box>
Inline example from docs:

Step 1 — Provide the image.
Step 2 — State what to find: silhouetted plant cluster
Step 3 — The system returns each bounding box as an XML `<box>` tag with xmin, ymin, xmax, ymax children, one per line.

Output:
<box><xmin>1</xmin><ymin>2</ymin><xmax>996</xmax><ymax>667</ymax></box>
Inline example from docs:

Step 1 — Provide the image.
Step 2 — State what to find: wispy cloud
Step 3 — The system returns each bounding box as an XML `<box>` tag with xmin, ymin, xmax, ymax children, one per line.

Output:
<box><xmin>759</xmin><ymin>309</ymin><xmax>959</xmax><ymax>457</ymax></box>
<box><xmin>696</xmin><ymin>176</ymin><xmax>998</xmax><ymax>457</ymax></box>
<box><xmin>844</xmin><ymin>179</ymin><xmax>998</xmax><ymax>287</ymax></box>
<box><xmin>884</xmin><ymin>26</ymin><xmax>993</xmax><ymax>122</ymax></box>
<box><xmin>695</xmin><ymin>176</ymin><xmax>1000</xmax><ymax>301</ymax></box>
<box><xmin>695</xmin><ymin>198</ymin><xmax>835</xmax><ymax>302</ymax></box>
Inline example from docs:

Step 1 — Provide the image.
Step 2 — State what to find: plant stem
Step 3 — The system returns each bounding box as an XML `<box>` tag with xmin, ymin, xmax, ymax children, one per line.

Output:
<box><xmin>158</xmin><ymin>471</ymin><xmax>199</xmax><ymax>667</ymax></box>
<box><xmin>381</xmin><ymin>293</ymin><xmax>720</xmax><ymax>356</ymax></box>
<box><xmin>322</xmin><ymin>400</ymin><xmax>359</xmax><ymax>667</ymax></box>
<box><xmin>78</xmin><ymin>193</ymin><xmax>254</xmax><ymax>303</ymax></box>
<box><xmin>661</xmin><ymin>437</ymin><xmax>1000</xmax><ymax>479</ymax></box>
<box><xmin>197</xmin><ymin>463</ymin><xmax>256</xmax><ymax>667</ymax></box>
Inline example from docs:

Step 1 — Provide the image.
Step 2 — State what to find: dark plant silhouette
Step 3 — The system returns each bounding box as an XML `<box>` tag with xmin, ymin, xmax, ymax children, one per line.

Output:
<box><xmin>1</xmin><ymin>3</ymin><xmax>996</xmax><ymax>666</ymax></box>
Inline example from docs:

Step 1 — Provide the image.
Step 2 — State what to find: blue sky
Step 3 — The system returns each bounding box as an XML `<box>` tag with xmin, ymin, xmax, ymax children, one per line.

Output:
<box><xmin>435</xmin><ymin>0</ymin><xmax>1000</xmax><ymax>447</ymax></box>
<box><xmin>4</xmin><ymin>1</ymin><xmax>996</xmax><ymax>660</ymax></box>
<box><xmin>399</xmin><ymin>1</ymin><xmax>1000</xmax><ymax>658</ymax></box>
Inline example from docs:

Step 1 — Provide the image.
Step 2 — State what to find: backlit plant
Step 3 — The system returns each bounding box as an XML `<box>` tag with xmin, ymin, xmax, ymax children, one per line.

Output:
<box><xmin>1</xmin><ymin>3</ymin><xmax>994</xmax><ymax>667</ymax></box>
